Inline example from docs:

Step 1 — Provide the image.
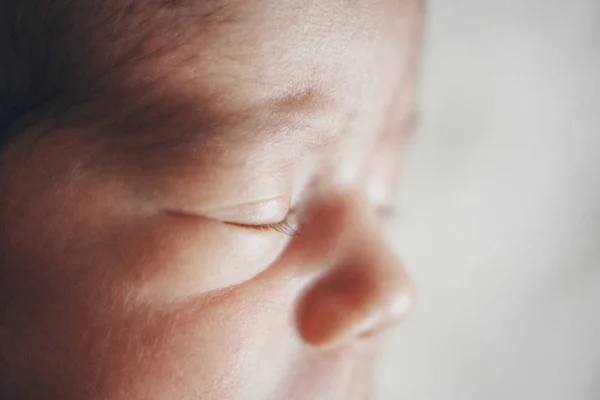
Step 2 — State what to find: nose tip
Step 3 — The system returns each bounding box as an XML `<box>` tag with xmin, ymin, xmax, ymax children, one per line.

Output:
<box><xmin>355</xmin><ymin>287</ymin><xmax>414</xmax><ymax>340</ymax></box>
<box><xmin>297</xmin><ymin>255</ymin><xmax>414</xmax><ymax>348</ymax></box>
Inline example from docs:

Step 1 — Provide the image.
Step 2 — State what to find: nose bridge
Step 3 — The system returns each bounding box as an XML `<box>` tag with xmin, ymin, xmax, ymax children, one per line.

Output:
<box><xmin>296</xmin><ymin>194</ymin><xmax>414</xmax><ymax>348</ymax></box>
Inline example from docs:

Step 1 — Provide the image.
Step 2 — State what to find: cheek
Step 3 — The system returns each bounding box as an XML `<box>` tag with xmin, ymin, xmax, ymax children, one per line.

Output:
<box><xmin>0</xmin><ymin>192</ymin><xmax>292</xmax><ymax>397</ymax></box>
<box><xmin>85</xmin><ymin>297</ymin><xmax>296</xmax><ymax>400</ymax></box>
<box><xmin>1</xmin><ymin>270</ymin><xmax>299</xmax><ymax>400</ymax></box>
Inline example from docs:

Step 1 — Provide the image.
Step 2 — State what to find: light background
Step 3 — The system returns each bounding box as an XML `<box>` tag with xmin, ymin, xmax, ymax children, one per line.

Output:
<box><xmin>378</xmin><ymin>1</ymin><xmax>600</xmax><ymax>399</ymax></box>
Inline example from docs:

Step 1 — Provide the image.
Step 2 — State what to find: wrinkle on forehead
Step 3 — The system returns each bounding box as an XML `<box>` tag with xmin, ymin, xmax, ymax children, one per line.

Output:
<box><xmin>104</xmin><ymin>79</ymin><xmax>349</xmax><ymax>161</ymax></box>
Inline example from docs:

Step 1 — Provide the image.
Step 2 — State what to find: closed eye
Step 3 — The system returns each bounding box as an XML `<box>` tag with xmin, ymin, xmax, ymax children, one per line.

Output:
<box><xmin>226</xmin><ymin>216</ymin><xmax>299</xmax><ymax>237</ymax></box>
<box><xmin>376</xmin><ymin>205</ymin><xmax>397</xmax><ymax>220</ymax></box>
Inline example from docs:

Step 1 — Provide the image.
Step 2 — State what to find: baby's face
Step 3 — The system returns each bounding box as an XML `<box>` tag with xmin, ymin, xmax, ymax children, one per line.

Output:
<box><xmin>0</xmin><ymin>0</ymin><xmax>423</xmax><ymax>399</ymax></box>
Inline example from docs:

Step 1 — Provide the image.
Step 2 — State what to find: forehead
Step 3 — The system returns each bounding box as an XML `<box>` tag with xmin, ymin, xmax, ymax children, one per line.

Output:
<box><xmin>165</xmin><ymin>0</ymin><xmax>423</xmax><ymax>96</ymax></box>
<box><xmin>81</xmin><ymin>0</ymin><xmax>424</xmax><ymax>154</ymax></box>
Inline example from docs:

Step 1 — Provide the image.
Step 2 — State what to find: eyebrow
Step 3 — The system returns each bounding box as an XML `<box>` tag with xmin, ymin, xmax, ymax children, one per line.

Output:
<box><xmin>102</xmin><ymin>81</ymin><xmax>349</xmax><ymax>158</ymax></box>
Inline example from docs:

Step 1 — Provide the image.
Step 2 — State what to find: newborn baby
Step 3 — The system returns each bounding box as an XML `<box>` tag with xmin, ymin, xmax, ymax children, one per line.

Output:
<box><xmin>0</xmin><ymin>0</ymin><xmax>424</xmax><ymax>399</ymax></box>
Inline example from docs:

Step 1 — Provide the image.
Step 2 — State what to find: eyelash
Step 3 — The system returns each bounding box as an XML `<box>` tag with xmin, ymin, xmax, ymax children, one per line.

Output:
<box><xmin>225</xmin><ymin>202</ymin><xmax>393</xmax><ymax>237</ymax></box>
<box><xmin>227</xmin><ymin>216</ymin><xmax>299</xmax><ymax>237</ymax></box>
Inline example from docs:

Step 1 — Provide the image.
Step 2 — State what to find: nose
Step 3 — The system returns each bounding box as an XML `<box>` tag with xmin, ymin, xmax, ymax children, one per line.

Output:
<box><xmin>296</xmin><ymin>195</ymin><xmax>414</xmax><ymax>348</ymax></box>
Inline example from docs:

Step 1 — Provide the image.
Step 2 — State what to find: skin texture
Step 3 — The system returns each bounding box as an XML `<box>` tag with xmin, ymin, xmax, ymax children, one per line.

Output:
<box><xmin>0</xmin><ymin>0</ymin><xmax>424</xmax><ymax>399</ymax></box>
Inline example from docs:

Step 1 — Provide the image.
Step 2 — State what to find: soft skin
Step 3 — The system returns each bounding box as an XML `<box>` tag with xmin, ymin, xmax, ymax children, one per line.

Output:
<box><xmin>0</xmin><ymin>0</ymin><xmax>424</xmax><ymax>399</ymax></box>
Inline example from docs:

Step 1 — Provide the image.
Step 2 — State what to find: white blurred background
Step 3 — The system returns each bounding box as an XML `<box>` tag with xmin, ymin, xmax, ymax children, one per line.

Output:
<box><xmin>378</xmin><ymin>1</ymin><xmax>600</xmax><ymax>399</ymax></box>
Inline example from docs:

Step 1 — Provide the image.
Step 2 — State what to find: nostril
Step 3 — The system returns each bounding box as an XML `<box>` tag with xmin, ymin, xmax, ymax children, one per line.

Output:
<box><xmin>296</xmin><ymin>283</ymin><xmax>350</xmax><ymax>348</ymax></box>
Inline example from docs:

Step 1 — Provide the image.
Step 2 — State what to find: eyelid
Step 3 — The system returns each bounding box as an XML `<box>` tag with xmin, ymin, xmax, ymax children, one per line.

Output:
<box><xmin>226</xmin><ymin>212</ymin><xmax>300</xmax><ymax>237</ymax></box>
<box><xmin>207</xmin><ymin>196</ymin><xmax>291</xmax><ymax>226</ymax></box>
